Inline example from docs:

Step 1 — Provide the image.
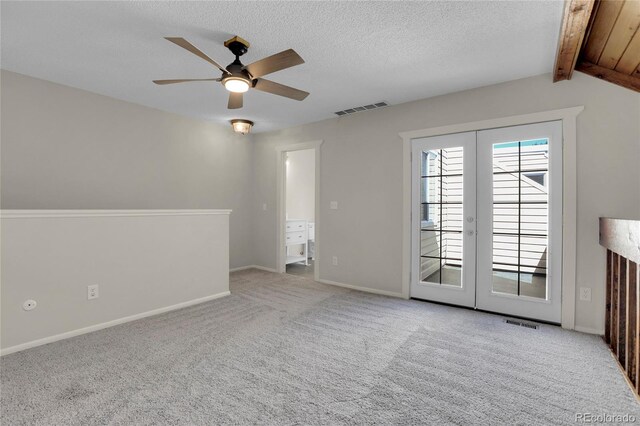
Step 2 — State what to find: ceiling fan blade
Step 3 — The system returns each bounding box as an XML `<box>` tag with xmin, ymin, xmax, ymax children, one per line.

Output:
<box><xmin>244</xmin><ymin>49</ymin><xmax>304</xmax><ymax>78</ymax></box>
<box><xmin>153</xmin><ymin>78</ymin><xmax>221</xmax><ymax>85</ymax></box>
<box><xmin>253</xmin><ymin>78</ymin><xmax>309</xmax><ymax>101</ymax></box>
<box><xmin>228</xmin><ymin>92</ymin><xmax>243</xmax><ymax>109</ymax></box>
<box><xmin>165</xmin><ymin>37</ymin><xmax>228</xmax><ymax>73</ymax></box>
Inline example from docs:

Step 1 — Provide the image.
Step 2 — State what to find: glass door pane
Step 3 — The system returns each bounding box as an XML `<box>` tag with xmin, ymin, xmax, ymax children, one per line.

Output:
<box><xmin>411</xmin><ymin>132</ymin><xmax>476</xmax><ymax>308</ymax></box>
<box><xmin>420</xmin><ymin>146</ymin><xmax>464</xmax><ymax>287</ymax></box>
<box><xmin>491</xmin><ymin>138</ymin><xmax>549</xmax><ymax>299</ymax></box>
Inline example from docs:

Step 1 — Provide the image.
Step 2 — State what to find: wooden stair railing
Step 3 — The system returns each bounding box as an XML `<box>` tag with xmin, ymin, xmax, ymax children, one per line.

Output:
<box><xmin>599</xmin><ymin>218</ymin><xmax>640</xmax><ymax>397</ymax></box>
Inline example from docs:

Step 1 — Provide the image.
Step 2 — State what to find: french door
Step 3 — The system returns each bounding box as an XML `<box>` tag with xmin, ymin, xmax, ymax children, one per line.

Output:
<box><xmin>411</xmin><ymin>132</ymin><xmax>477</xmax><ymax>307</ymax></box>
<box><xmin>411</xmin><ymin>121</ymin><xmax>562</xmax><ymax>323</ymax></box>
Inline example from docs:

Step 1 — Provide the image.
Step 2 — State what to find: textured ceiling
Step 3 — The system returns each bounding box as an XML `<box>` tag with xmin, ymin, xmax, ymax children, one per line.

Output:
<box><xmin>1</xmin><ymin>1</ymin><xmax>564</xmax><ymax>133</ymax></box>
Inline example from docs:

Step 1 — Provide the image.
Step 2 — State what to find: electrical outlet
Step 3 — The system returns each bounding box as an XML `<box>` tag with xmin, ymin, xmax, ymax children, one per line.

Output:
<box><xmin>23</xmin><ymin>299</ymin><xmax>37</xmax><ymax>311</ymax></box>
<box><xmin>330</xmin><ymin>201</ymin><xmax>338</xmax><ymax>210</ymax></box>
<box><xmin>332</xmin><ymin>256</ymin><xmax>338</xmax><ymax>266</ymax></box>
<box><xmin>579</xmin><ymin>287</ymin><xmax>591</xmax><ymax>302</ymax></box>
<box><xmin>88</xmin><ymin>285</ymin><xmax>99</xmax><ymax>300</ymax></box>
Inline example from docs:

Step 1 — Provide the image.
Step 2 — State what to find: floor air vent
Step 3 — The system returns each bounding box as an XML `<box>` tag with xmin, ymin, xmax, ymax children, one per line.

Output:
<box><xmin>334</xmin><ymin>102</ymin><xmax>389</xmax><ymax>116</ymax></box>
<box><xmin>504</xmin><ymin>319</ymin><xmax>539</xmax><ymax>330</ymax></box>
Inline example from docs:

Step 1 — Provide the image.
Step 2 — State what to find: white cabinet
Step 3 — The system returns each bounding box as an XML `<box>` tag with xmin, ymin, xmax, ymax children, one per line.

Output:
<box><xmin>286</xmin><ymin>220</ymin><xmax>306</xmax><ymax>233</ymax></box>
<box><xmin>285</xmin><ymin>219</ymin><xmax>309</xmax><ymax>265</ymax></box>
<box><xmin>286</xmin><ymin>231</ymin><xmax>306</xmax><ymax>245</ymax></box>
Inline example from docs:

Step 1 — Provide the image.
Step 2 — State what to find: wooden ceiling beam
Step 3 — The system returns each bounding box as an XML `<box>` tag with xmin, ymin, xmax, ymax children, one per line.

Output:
<box><xmin>576</xmin><ymin>61</ymin><xmax>640</xmax><ymax>91</ymax></box>
<box><xmin>560</xmin><ymin>0</ymin><xmax>640</xmax><ymax>92</ymax></box>
<box><xmin>554</xmin><ymin>0</ymin><xmax>597</xmax><ymax>82</ymax></box>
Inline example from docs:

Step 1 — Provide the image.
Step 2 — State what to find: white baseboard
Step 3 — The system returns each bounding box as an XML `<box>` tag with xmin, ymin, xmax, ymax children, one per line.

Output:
<box><xmin>229</xmin><ymin>265</ymin><xmax>253</xmax><ymax>272</ymax></box>
<box><xmin>0</xmin><ymin>291</ymin><xmax>231</xmax><ymax>357</ymax></box>
<box><xmin>230</xmin><ymin>265</ymin><xmax>278</xmax><ymax>273</ymax></box>
<box><xmin>253</xmin><ymin>265</ymin><xmax>278</xmax><ymax>273</ymax></box>
<box><xmin>574</xmin><ymin>325</ymin><xmax>605</xmax><ymax>335</ymax></box>
<box><xmin>316</xmin><ymin>278</ymin><xmax>404</xmax><ymax>298</ymax></box>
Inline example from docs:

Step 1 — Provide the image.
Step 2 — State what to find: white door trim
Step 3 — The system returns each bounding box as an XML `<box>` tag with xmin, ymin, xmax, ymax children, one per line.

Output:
<box><xmin>400</xmin><ymin>106</ymin><xmax>583</xmax><ymax>330</ymax></box>
<box><xmin>275</xmin><ymin>140</ymin><xmax>323</xmax><ymax>281</ymax></box>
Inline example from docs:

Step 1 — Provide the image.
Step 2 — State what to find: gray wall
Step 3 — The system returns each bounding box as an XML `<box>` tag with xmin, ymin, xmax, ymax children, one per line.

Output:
<box><xmin>3</xmin><ymin>69</ymin><xmax>639</xmax><ymax>334</ymax></box>
<box><xmin>252</xmin><ymin>72</ymin><xmax>640</xmax><ymax>333</ymax></box>
<box><xmin>1</xmin><ymin>70</ymin><xmax>254</xmax><ymax>268</ymax></box>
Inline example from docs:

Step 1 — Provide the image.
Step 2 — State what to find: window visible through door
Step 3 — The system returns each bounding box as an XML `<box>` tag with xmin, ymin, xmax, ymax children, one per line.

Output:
<box><xmin>491</xmin><ymin>138</ymin><xmax>550</xmax><ymax>299</ymax></box>
<box><xmin>420</xmin><ymin>147</ymin><xmax>464</xmax><ymax>287</ymax></box>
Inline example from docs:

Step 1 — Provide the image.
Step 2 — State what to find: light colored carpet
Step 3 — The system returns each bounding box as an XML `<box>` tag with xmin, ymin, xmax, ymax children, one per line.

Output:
<box><xmin>286</xmin><ymin>258</ymin><xmax>315</xmax><ymax>280</ymax></box>
<box><xmin>1</xmin><ymin>269</ymin><xmax>638</xmax><ymax>425</ymax></box>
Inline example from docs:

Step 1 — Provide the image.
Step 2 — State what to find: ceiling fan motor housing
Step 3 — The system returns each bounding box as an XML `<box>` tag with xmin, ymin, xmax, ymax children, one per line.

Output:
<box><xmin>222</xmin><ymin>60</ymin><xmax>252</xmax><ymax>87</ymax></box>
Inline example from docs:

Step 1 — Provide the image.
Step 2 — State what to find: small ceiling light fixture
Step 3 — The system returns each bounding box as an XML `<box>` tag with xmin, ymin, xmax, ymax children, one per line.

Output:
<box><xmin>230</xmin><ymin>119</ymin><xmax>254</xmax><ymax>135</ymax></box>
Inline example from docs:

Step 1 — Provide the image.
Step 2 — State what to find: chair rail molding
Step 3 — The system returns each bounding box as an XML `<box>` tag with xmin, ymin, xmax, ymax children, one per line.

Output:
<box><xmin>0</xmin><ymin>209</ymin><xmax>232</xmax><ymax>219</ymax></box>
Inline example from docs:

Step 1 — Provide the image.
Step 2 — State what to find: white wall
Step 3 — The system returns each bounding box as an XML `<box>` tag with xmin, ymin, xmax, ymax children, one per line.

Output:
<box><xmin>1</xmin><ymin>210</ymin><xmax>230</xmax><ymax>352</ymax></box>
<box><xmin>252</xmin><ymin>72</ymin><xmax>640</xmax><ymax>333</ymax></box>
<box><xmin>0</xmin><ymin>70</ymin><xmax>254</xmax><ymax>269</ymax></box>
<box><xmin>286</xmin><ymin>149</ymin><xmax>315</xmax><ymax>222</ymax></box>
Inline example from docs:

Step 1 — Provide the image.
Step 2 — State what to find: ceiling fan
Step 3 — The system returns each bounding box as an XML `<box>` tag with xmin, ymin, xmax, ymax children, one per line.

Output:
<box><xmin>153</xmin><ymin>36</ymin><xmax>309</xmax><ymax>109</ymax></box>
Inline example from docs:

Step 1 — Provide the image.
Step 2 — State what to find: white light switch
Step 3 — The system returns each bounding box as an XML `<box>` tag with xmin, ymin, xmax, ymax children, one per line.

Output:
<box><xmin>262</xmin><ymin>203</ymin><xmax>267</xmax><ymax>211</ymax></box>
<box><xmin>330</xmin><ymin>201</ymin><xmax>338</xmax><ymax>210</ymax></box>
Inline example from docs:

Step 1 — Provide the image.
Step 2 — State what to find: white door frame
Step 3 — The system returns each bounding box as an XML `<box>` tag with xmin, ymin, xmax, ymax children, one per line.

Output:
<box><xmin>275</xmin><ymin>140</ymin><xmax>323</xmax><ymax>281</ymax></box>
<box><xmin>400</xmin><ymin>106</ymin><xmax>583</xmax><ymax>330</ymax></box>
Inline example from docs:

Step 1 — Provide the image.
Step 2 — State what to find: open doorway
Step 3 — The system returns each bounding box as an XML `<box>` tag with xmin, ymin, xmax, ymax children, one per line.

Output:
<box><xmin>284</xmin><ymin>149</ymin><xmax>315</xmax><ymax>279</ymax></box>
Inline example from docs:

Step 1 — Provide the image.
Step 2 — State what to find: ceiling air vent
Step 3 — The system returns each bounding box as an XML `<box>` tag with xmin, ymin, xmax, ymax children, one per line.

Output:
<box><xmin>334</xmin><ymin>102</ymin><xmax>389</xmax><ymax>116</ymax></box>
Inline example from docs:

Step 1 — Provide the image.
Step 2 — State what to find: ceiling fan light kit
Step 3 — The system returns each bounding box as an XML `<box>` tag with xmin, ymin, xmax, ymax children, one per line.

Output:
<box><xmin>223</xmin><ymin>76</ymin><xmax>250</xmax><ymax>93</ymax></box>
<box><xmin>153</xmin><ymin>35</ymin><xmax>309</xmax><ymax>110</ymax></box>
<box><xmin>230</xmin><ymin>119</ymin><xmax>254</xmax><ymax>135</ymax></box>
